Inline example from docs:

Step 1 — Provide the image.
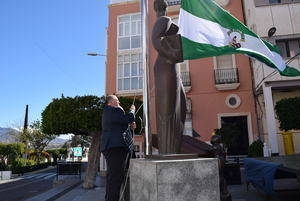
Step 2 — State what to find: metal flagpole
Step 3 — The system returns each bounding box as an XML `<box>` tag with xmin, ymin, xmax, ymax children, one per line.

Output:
<box><xmin>141</xmin><ymin>0</ymin><xmax>152</xmax><ymax>155</ymax></box>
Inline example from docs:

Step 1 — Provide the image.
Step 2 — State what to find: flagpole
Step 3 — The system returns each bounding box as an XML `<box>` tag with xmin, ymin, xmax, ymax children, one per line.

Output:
<box><xmin>141</xmin><ymin>0</ymin><xmax>152</xmax><ymax>155</ymax></box>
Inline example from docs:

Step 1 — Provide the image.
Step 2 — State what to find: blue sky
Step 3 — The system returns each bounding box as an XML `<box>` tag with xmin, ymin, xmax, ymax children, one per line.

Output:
<box><xmin>0</xmin><ymin>0</ymin><xmax>108</xmax><ymax>128</ymax></box>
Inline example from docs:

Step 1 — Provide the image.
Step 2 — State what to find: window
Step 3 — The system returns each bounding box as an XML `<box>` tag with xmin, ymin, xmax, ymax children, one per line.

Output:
<box><xmin>214</xmin><ymin>55</ymin><xmax>239</xmax><ymax>85</ymax></box>
<box><xmin>118</xmin><ymin>13</ymin><xmax>141</xmax><ymax>50</ymax></box>
<box><xmin>225</xmin><ymin>94</ymin><xmax>241</xmax><ymax>109</ymax></box>
<box><xmin>117</xmin><ymin>53</ymin><xmax>143</xmax><ymax>91</ymax></box>
<box><xmin>276</xmin><ymin>39</ymin><xmax>300</xmax><ymax>58</ymax></box>
<box><xmin>134</xmin><ymin>145</ymin><xmax>140</xmax><ymax>152</ymax></box>
<box><xmin>216</xmin><ymin>55</ymin><xmax>234</xmax><ymax>69</ymax></box>
<box><xmin>269</xmin><ymin>0</ymin><xmax>281</xmax><ymax>4</ymax></box>
<box><xmin>184</xmin><ymin>98</ymin><xmax>193</xmax><ymax>137</ymax></box>
<box><xmin>254</xmin><ymin>0</ymin><xmax>299</xmax><ymax>6</ymax></box>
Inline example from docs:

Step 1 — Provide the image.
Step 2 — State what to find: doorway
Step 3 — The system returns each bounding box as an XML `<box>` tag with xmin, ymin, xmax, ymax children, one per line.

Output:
<box><xmin>221</xmin><ymin>116</ymin><xmax>249</xmax><ymax>155</ymax></box>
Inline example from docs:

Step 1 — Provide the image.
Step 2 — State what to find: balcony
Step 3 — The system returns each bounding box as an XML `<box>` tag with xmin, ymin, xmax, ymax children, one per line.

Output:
<box><xmin>181</xmin><ymin>71</ymin><xmax>191</xmax><ymax>92</ymax></box>
<box><xmin>167</xmin><ymin>0</ymin><xmax>181</xmax><ymax>12</ymax></box>
<box><xmin>167</xmin><ymin>0</ymin><xmax>181</xmax><ymax>6</ymax></box>
<box><xmin>214</xmin><ymin>68</ymin><xmax>240</xmax><ymax>91</ymax></box>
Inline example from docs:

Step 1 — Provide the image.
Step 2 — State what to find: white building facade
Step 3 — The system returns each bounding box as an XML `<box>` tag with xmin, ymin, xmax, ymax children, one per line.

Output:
<box><xmin>243</xmin><ymin>0</ymin><xmax>300</xmax><ymax>155</ymax></box>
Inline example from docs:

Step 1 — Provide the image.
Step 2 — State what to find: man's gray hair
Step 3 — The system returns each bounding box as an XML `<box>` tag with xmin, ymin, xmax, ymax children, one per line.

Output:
<box><xmin>106</xmin><ymin>95</ymin><xmax>117</xmax><ymax>104</ymax></box>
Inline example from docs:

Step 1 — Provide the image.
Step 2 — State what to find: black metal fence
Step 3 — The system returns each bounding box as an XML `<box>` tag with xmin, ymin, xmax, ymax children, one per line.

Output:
<box><xmin>57</xmin><ymin>162</ymin><xmax>82</xmax><ymax>180</ymax></box>
<box><xmin>214</xmin><ymin>68</ymin><xmax>239</xmax><ymax>84</ymax></box>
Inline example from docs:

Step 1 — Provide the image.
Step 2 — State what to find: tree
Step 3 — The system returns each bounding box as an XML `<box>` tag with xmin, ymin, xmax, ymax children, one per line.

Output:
<box><xmin>46</xmin><ymin>148</ymin><xmax>67</xmax><ymax>163</ymax></box>
<box><xmin>70</xmin><ymin>135</ymin><xmax>92</xmax><ymax>148</ymax></box>
<box><xmin>41</xmin><ymin>95</ymin><xmax>142</xmax><ymax>189</ymax></box>
<box><xmin>42</xmin><ymin>95</ymin><xmax>105</xmax><ymax>189</ymax></box>
<box><xmin>18</xmin><ymin>120</ymin><xmax>56</xmax><ymax>164</ymax></box>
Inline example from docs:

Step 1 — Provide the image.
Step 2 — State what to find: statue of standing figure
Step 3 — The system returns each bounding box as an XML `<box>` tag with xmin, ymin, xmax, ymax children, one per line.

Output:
<box><xmin>211</xmin><ymin>135</ymin><xmax>232</xmax><ymax>201</ymax></box>
<box><xmin>152</xmin><ymin>0</ymin><xmax>187</xmax><ymax>154</ymax></box>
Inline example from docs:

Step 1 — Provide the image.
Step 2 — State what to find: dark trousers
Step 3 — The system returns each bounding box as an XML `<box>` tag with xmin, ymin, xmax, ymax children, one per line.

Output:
<box><xmin>103</xmin><ymin>147</ymin><xmax>128</xmax><ymax>201</ymax></box>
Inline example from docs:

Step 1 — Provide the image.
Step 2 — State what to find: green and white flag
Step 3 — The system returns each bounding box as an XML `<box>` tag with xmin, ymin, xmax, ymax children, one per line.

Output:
<box><xmin>178</xmin><ymin>0</ymin><xmax>300</xmax><ymax>76</ymax></box>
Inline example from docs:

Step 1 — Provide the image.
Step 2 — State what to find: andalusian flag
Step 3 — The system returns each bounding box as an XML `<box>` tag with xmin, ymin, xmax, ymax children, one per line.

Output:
<box><xmin>178</xmin><ymin>0</ymin><xmax>300</xmax><ymax>76</ymax></box>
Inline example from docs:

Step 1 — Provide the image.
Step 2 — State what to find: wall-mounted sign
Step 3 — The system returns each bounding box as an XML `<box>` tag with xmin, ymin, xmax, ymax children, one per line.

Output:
<box><xmin>73</xmin><ymin>147</ymin><xmax>83</xmax><ymax>157</ymax></box>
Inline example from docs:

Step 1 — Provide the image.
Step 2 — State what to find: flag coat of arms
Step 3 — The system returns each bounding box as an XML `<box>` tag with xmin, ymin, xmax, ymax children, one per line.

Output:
<box><xmin>178</xmin><ymin>0</ymin><xmax>300</xmax><ymax>77</ymax></box>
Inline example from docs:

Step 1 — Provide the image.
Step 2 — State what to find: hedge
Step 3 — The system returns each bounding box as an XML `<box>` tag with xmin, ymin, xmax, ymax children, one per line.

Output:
<box><xmin>275</xmin><ymin>97</ymin><xmax>300</xmax><ymax>131</ymax></box>
<box><xmin>11</xmin><ymin>161</ymin><xmax>55</xmax><ymax>174</ymax></box>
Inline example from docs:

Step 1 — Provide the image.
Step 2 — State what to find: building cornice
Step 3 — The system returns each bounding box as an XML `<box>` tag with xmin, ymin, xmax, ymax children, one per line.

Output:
<box><xmin>109</xmin><ymin>0</ymin><xmax>139</xmax><ymax>7</ymax></box>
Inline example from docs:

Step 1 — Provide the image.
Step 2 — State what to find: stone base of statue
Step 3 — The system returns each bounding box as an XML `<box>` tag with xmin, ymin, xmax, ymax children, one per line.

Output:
<box><xmin>129</xmin><ymin>157</ymin><xmax>220</xmax><ymax>201</ymax></box>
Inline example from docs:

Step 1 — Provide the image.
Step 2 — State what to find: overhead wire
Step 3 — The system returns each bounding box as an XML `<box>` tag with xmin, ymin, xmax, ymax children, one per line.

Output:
<box><xmin>33</xmin><ymin>41</ymin><xmax>84</xmax><ymax>92</ymax></box>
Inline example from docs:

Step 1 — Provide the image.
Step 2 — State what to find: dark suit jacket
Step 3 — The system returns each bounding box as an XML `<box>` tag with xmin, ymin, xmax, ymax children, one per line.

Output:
<box><xmin>101</xmin><ymin>105</ymin><xmax>135</xmax><ymax>152</ymax></box>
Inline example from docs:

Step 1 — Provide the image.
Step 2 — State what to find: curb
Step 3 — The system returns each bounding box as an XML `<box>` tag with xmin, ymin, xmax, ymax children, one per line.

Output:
<box><xmin>25</xmin><ymin>178</ymin><xmax>83</xmax><ymax>201</ymax></box>
<box><xmin>46</xmin><ymin>180</ymin><xmax>83</xmax><ymax>201</ymax></box>
<box><xmin>23</xmin><ymin>165</ymin><xmax>57</xmax><ymax>175</ymax></box>
<box><xmin>12</xmin><ymin>166</ymin><xmax>57</xmax><ymax>178</ymax></box>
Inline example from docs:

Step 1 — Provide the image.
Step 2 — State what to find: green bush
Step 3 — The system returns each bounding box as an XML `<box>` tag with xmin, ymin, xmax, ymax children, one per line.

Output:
<box><xmin>248</xmin><ymin>140</ymin><xmax>263</xmax><ymax>157</ymax></box>
<box><xmin>0</xmin><ymin>143</ymin><xmax>25</xmax><ymax>165</ymax></box>
<box><xmin>275</xmin><ymin>97</ymin><xmax>300</xmax><ymax>131</ymax></box>
<box><xmin>12</xmin><ymin>158</ymin><xmax>36</xmax><ymax>168</ymax></box>
<box><xmin>11</xmin><ymin>161</ymin><xmax>52</xmax><ymax>174</ymax></box>
<box><xmin>214</xmin><ymin>124</ymin><xmax>241</xmax><ymax>149</ymax></box>
<box><xmin>0</xmin><ymin>162</ymin><xmax>9</xmax><ymax>171</ymax></box>
<box><xmin>26</xmin><ymin>159</ymin><xmax>36</xmax><ymax>166</ymax></box>
<box><xmin>11</xmin><ymin>158</ymin><xmax>36</xmax><ymax>174</ymax></box>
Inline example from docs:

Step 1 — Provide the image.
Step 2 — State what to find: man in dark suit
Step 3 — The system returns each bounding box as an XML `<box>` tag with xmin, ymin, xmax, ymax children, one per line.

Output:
<box><xmin>101</xmin><ymin>95</ymin><xmax>135</xmax><ymax>201</ymax></box>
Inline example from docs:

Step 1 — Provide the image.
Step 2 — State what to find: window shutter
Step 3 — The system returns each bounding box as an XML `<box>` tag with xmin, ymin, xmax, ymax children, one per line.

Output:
<box><xmin>216</xmin><ymin>55</ymin><xmax>234</xmax><ymax>69</ymax></box>
<box><xmin>289</xmin><ymin>39</ymin><xmax>300</xmax><ymax>57</ymax></box>
<box><xmin>276</xmin><ymin>41</ymin><xmax>288</xmax><ymax>58</ymax></box>
<box><xmin>254</xmin><ymin>0</ymin><xmax>270</xmax><ymax>6</ymax></box>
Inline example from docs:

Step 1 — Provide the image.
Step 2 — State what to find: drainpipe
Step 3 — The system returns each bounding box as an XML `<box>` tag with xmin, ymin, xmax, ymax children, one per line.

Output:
<box><xmin>240</xmin><ymin>0</ymin><xmax>262</xmax><ymax>142</ymax></box>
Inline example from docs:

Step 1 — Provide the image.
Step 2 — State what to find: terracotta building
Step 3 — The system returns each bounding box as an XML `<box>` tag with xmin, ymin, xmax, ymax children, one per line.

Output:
<box><xmin>105</xmin><ymin>0</ymin><xmax>259</xmax><ymax>156</ymax></box>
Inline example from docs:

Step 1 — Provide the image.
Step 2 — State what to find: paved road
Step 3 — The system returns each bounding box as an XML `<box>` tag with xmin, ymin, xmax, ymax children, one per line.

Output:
<box><xmin>0</xmin><ymin>168</ymin><xmax>57</xmax><ymax>201</ymax></box>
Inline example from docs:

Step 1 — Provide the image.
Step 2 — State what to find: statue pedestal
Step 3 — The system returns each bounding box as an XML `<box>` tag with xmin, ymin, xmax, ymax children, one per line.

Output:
<box><xmin>130</xmin><ymin>158</ymin><xmax>220</xmax><ymax>201</ymax></box>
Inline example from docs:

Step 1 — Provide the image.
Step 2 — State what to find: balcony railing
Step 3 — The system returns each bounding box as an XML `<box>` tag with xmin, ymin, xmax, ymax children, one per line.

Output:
<box><xmin>167</xmin><ymin>0</ymin><xmax>181</xmax><ymax>6</ymax></box>
<box><xmin>214</xmin><ymin>68</ymin><xmax>239</xmax><ymax>85</ymax></box>
<box><xmin>181</xmin><ymin>71</ymin><xmax>191</xmax><ymax>87</ymax></box>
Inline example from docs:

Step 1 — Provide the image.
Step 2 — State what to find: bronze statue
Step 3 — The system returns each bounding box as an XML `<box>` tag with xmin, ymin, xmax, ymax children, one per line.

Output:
<box><xmin>150</xmin><ymin>1</ymin><xmax>232</xmax><ymax>200</ymax></box>
<box><xmin>211</xmin><ymin>135</ymin><xmax>232</xmax><ymax>201</ymax></box>
<box><xmin>152</xmin><ymin>0</ymin><xmax>186</xmax><ymax>154</ymax></box>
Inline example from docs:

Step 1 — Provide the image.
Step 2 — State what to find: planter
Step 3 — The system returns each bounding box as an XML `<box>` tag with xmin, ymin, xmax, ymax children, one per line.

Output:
<box><xmin>281</xmin><ymin>132</ymin><xmax>295</xmax><ymax>155</ymax></box>
<box><xmin>0</xmin><ymin>171</ymin><xmax>12</xmax><ymax>180</ymax></box>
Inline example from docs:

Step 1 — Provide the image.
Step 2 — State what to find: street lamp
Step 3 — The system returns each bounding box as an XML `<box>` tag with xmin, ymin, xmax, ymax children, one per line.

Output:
<box><xmin>86</xmin><ymin>53</ymin><xmax>106</xmax><ymax>57</ymax></box>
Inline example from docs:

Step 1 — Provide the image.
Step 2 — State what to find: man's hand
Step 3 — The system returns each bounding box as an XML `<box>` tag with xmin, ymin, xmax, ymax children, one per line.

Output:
<box><xmin>130</xmin><ymin>122</ymin><xmax>137</xmax><ymax>130</ymax></box>
<box><xmin>130</xmin><ymin>105</ymin><xmax>136</xmax><ymax>112</ymax></box>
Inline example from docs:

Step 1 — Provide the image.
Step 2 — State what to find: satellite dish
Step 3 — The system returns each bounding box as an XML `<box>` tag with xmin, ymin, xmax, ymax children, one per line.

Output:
<box><xmin>268</xmin><ymin>27</ymin><xmax>277</xmax><ymax>37</ymax></box>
